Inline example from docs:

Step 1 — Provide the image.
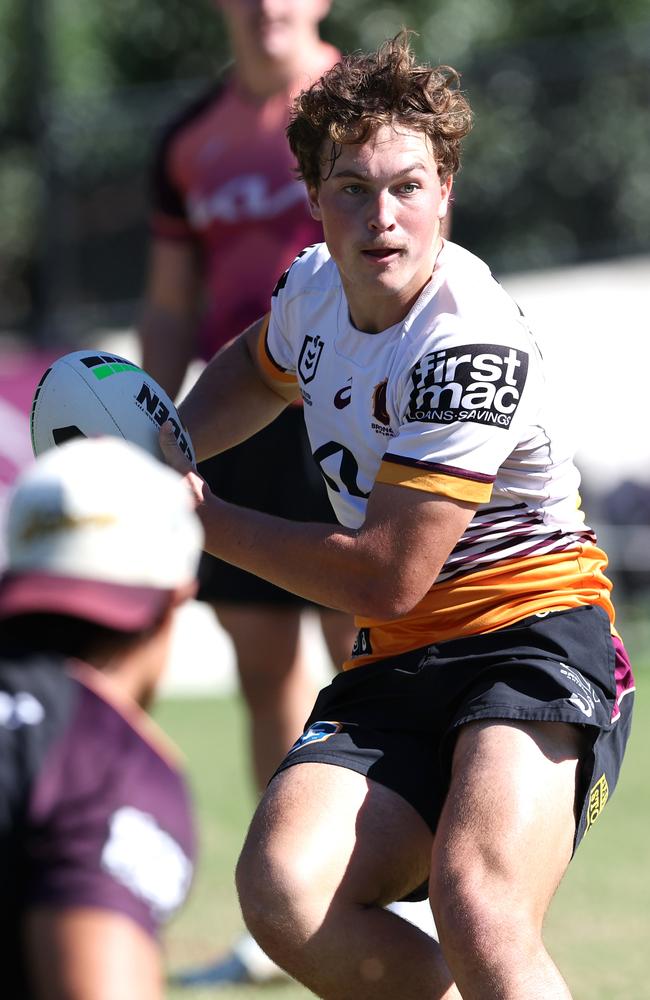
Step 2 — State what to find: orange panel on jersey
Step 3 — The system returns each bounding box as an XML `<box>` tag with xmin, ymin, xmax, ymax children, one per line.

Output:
<box><xmin>343</xmin><ymin>543</ymin><xmax>615</xmax><ymax>670</ymax></box>
<box><xmin>255</xmin><ymin>315</ymin><xmax>298</xmax><ymax>385</ymax></box>
<box><xmin>376</xmin><ymin>457</ymin><xmax>493</xmax><ymax>504</ymax></box>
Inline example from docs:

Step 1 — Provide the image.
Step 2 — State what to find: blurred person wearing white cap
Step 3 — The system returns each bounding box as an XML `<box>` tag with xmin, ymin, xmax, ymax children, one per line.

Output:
<box><xmin>0</xmin><ymin>436</ymin><xmax>204</xmax><ymax>1000</ymax></box>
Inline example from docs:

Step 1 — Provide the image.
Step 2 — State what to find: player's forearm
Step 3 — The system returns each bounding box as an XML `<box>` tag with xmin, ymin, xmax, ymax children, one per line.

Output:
<box><xmin>197</xmin><ymin>488</ymin><xmax>420</xmax><ymax>618</ymax></box>
<box><xmin>138</xmin><ymin>305</ymin><xmax>196</xmax><ymax>401</ymax></box>
<box><xmin>159</xmin><ymin>425</ymin><xmax>465</xmax><ymax>617</ymax></box>
<box><xmin>177</xmin><ymin>332</ymin><xmax>288</xmax><ymax>463</ymax></box>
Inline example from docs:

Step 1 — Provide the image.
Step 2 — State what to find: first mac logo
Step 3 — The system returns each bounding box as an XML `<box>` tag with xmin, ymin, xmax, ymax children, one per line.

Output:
<box><xmin>407</xmin><ymin>343</ymin><xmax>529</xmax><ymax>429</ymax></box>
<box><xmin>298</xmin><ymin>335</ymin><xmax>324</xmax><ymax>384</ymax></box>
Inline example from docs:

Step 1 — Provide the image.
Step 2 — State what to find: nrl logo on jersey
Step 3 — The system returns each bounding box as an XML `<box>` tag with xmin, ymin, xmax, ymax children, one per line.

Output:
<box><xmin>407</xmin><ymin>343</ymin><xmax>529</xmax><ymax>429</ymax></box>
<box><xmin>298</xmin><ymin>334</ymin><xmax>324</xmax><ymax>384</ymax></box>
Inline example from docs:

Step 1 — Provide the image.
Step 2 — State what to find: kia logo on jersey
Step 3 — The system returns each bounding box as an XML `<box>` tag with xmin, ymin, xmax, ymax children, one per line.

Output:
<box><xmin>407</xmin><ymin>343</ymin><xmax>529</xmax><ymax>429</ymax></box>
<box><xmin>188</xmin><ymin>176</ymin><xmax>307</xmax><ymax>227</ymax></box>
<box><xmin>298</xmin><ymin>335</ymin><xmax>324</xmax><ymax>384</ymax></box>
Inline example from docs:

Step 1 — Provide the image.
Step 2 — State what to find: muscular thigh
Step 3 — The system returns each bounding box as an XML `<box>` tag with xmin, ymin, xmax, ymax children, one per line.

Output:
<box><xmin>239</xmin><ymin>762</ymin><xmax>433</xmax><ymax>910</ymax></box>
<box><xmin>432</xmin><ymin>719</ymin><xmax>588</xmax><ymax>919</ymax></box>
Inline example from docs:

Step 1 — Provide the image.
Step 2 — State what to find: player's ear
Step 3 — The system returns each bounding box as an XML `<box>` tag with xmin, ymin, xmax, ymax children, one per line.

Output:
<box><xmin>438</xmin><ymin>175</ymin><xmax>453</xmax><ymax>220</ymax></box>
<box><xmin>307</xmin><ymin>185</ymin><xmax>322</xmax><ymax>222</ymax></box>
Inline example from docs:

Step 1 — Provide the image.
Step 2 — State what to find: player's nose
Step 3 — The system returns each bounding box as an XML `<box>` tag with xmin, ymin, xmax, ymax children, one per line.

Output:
<box><xmin>367</xmin><ymin>191</ymin><xmax>396</xmax><ymax>232</ymax></box>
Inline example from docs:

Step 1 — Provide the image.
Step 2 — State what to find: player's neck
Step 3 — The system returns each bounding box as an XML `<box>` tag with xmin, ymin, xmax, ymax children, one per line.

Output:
<box><xmin>345</xmin><ymin>238</ymin><xmax>445</xmax><ymax>334</ymax></box>
<box><xmin>232</xmin><ymin>37</ymin><xmax>330</xmax><ymax>101</ymax></box>
<box><xmin>90</xmin><ymin>623</ymin><xmax>171</xmax><ymax>711</ymax></box>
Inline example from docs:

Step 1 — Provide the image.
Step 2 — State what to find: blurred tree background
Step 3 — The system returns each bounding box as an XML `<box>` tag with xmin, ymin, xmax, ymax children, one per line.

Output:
<box><xmin>1</xmin><ymin>0</ymin><xmax>649</xmax><ymax>341</ymax></box>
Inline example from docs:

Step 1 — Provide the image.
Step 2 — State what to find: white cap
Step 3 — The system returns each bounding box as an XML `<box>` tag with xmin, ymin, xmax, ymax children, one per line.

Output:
<box><xmin>0</xmin><ymin>437</ymin><xmax>204</xmax><ymax>630</ymax></box>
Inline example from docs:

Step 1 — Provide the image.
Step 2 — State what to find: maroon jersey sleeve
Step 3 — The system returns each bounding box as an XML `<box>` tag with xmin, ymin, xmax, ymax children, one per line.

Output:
<box><xmin>149</xmin><ymin>83</ymin><xmax>225</xmax><ymax>241</ymax></box>
<box><xmin>24</xmin><ymin>675</ymin><xmax>196</xmax><ymax>940</ymax></box>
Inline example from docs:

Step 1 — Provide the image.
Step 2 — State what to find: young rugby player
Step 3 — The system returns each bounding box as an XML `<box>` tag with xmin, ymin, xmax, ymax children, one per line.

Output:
<box><xmin>162</xmin><ymin>32</ymin><xmax>634</xmax><ymax>999</ymax></box>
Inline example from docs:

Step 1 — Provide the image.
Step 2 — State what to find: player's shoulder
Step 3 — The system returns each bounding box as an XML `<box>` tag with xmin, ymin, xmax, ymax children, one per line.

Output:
<box><xmin>156</xmin><ymin>77</ymin><xmax>229</xmax><ymax>153</ymax></box>
<box><xmin>439</xmin><ymin>240</ymin><xmax>512</xmax><ymax>304</ymax></box>
<box><xmin>0</xmin><ymin>656</ymin><xmax>182</xmax><ymax>796</ymax></box>
<box><xmin>0</xmin><ymin>652</ymin><xmax>76</xmax><ymax>749</ymax></box>
<box><xmin>433</xmin><ymin>241</ymin><xmax>532</xmax><ymax>346</ymax></box>
<box><xmin>437</xmin><ymin>241</ymin><xmax>504</xmax><ymax>297</ymax></box>
<box><xmin>68</xmin><ymin>663</ymin><xmax>185</xmax><ymax>780</ymax></box>
<box><xmin>398</xmin><ymin>241</ymin><xmax>538</xmax><ymax>387</ymax></box>
<box><xmin>271</xmin><ymin>242</ymin><xmax>337</xmax><ymax>302</ymax></box>
<box><xmin>0</xmin><ymin>652</ymin><xmax>78</xmax><ymax>813</ymax></box>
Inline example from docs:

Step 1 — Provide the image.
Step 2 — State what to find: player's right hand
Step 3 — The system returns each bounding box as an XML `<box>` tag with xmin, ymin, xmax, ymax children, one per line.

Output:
<box><xmin>160</xmin><ymin>421</ymin><xmax>208</xmax><ymax>511</ymax></box>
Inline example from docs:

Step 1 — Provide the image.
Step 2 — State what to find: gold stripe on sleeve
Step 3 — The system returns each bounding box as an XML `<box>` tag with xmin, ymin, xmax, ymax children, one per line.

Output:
<box><xmin>255</xmin><ymin>314</ymin><xmax>298</xmax><ymax>385</ymax></box>
<box><xmin>376</xmin><ymin>459</ymin><xmax>492</xmax><ymax>504</ymax></box>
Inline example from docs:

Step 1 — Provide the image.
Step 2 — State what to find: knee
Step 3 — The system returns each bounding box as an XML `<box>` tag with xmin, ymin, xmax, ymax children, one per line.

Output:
<box><xmin>430</xmin><ymin>861</ymin><xmax>539</xmax><ymax>967</ymax></box>
<box><xmin>236</xmin><ymin>834</ymin><xmax>278</xmax><ymax>932</ymax></box>
<box><xmin>235</xmin><ymin>828</ymin><xmax>314</xmax><ymax>954</ymax></box>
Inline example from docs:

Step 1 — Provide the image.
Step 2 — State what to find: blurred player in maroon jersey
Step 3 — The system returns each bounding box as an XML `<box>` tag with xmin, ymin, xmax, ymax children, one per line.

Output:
<box><xmin>139</xmin><ymin>0</ymin><xmax>362</xmax><ymax>984</ymax></box>
<box><xmin>0</xmin><ymin>437</ymin><xmax>203</xmax><ymax>999</ymax></box>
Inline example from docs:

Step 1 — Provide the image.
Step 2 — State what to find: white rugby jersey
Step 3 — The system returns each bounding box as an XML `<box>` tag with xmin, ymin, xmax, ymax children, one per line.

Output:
<box><xmin>257</xmin><ymin>240</ymin><xmax>615</xmax><ymax>668</ymax></box>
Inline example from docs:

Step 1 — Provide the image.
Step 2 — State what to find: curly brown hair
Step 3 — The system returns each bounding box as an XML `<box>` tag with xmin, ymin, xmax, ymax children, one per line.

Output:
<box><xmin>287</xmin><ymin>31</ymin><xmax>473</xmax><ymax>190</ymax></box>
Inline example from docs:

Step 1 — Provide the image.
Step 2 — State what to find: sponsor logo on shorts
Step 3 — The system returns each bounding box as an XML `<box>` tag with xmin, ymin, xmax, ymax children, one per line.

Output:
<box><xmin>287</xmin><ymin>721</ymin><xmax>343</xmax><ymax>755</ymax></box>
<box><xmin>406</xmin><ymin>343</ymin><xmax>528</xmax><ymax>429</ymax></box>
<box><xmin>586</xmin><ymin>773</ymin><xmax>609</xmax><ymax>831</ymax></box>
<box><xmin>298</xmin><ymin>334</ymin><xmax>324</xmax><ymax>384</ymax></box>
<box><xmin>351</xmin><ymin>628</ymin><xmax>372</xmax><ymax>657</ymax></box>
<box><xmin>569</xmin><ymin>692</ymin><xmax>593</xmax><ymax>718</ymax></box>
<box><xmin>560</xmin><ymin>663</ymin><xmax>600</xmax><ymax>719</ymax></box>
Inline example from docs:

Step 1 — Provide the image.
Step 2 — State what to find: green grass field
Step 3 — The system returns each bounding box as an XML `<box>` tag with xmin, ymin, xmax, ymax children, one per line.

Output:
<box><xmin>155</xmin><ymin>664</ymin><xmax>649</xmax><ymax>1000</ymax></box>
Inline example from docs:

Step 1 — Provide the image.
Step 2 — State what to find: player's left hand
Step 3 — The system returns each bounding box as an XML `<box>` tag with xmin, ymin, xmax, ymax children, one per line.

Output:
<box><xmin>160</xmin><ymin>421</ymin><xmax>207</xmax><ymax>510</ymax></box>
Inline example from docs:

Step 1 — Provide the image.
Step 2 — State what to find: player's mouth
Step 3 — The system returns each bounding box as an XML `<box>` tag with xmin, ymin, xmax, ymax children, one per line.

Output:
<box><xmin>360</xmin><ymin>247</ymin><xmax>402</xmax><ymax>263</ymax></box>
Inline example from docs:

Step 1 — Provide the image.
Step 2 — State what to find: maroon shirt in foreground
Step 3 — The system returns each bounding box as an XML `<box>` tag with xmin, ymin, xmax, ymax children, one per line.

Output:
<box><xmin>0</xmin><ymin>652</ymin><xmax>195</xmax><ymax>997</ymax></box>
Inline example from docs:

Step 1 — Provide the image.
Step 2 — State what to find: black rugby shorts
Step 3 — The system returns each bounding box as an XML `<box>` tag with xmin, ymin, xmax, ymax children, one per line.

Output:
<box><xmin>274</xmin><ymin>605</ymin><xmax>634</xmax><ymax>898</ymax></box>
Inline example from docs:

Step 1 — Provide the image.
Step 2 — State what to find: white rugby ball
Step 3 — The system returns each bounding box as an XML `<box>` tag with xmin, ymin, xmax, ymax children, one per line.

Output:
<box><xmin>30</xmin><ymin>350</ymin><xmax>195</xmax><ymax>465</ymax></box>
